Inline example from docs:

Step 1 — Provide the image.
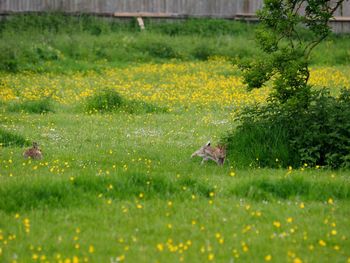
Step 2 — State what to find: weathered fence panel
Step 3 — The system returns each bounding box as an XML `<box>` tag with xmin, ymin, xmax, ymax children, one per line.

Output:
<box><xmin>0</xmin><ymin>0</ymin><xmax>268</xmax><ymax>15</ymax></box>
<box><xmin>0</xmin><ymin>0</ymin><xmax>349</xmax><ymax>32</ymax></box>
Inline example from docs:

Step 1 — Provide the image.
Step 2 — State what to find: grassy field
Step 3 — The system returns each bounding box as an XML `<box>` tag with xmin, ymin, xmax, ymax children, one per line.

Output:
<box><xmin>1</xmin><ymin>15</ymin><xmax>350</xmax><ymax>263</ymax></box>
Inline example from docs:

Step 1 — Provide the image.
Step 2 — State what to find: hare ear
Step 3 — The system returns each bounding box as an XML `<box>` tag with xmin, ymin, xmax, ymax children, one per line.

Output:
<box><xmin>206</xmin><ymin>141</ymin><xmax>211</xmax><ymax>146</ymax></box>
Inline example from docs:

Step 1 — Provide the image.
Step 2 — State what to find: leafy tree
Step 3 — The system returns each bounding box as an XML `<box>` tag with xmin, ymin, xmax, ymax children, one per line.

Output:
<box><xmin>225</xmin><ymin>0</ymin><xmax>350</xmax><ymax>169</ymax></box>
<box><xmin>240</xmin><ymin>0</ymin><xmax>347</xmax><ymax>108</ymax></box>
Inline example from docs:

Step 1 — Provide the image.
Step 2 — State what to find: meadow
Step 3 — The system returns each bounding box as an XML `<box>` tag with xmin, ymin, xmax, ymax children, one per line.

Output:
<box><xmin>1</xmin><ymin>15</ymin><xmax>350</xmax><ymax>263</ymax></box>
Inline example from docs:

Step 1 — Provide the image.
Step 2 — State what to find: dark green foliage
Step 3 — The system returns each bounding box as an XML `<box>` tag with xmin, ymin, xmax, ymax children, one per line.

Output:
<box><xmin>291</xmin><ymin>89</ymin><xmax>350</xmax><ymax>168</ymax></box>
<box><xmin>233</xmin><ymin>0</ymin><xmax>349</xmax><ymax>169</ymax></box>
<box><xmin>240</xmin><ymin>0</ymin><xmax>346</xmax><ymax>105</ymax></box>
<box><xmin>122</xmin><ymin>100</ymin><xmax>167</xmax><ymax>114</ymax></box>
<box><xmin>0</xmin><ymin>178</ymin><xmax>93</xmax><ymax>212</ymax></box>
<box><xmin>224</xmin><ymin>115</ymin><xmax>297</xmax><ymax>168</ymax></box>
<box><xmin>134</xmin><ymin>41</ymin><xmax>180</xmax><ymax>59</ymax></box>
<box><xmin>85</xmin><ymin>89</ymin><xmax>123</xmax><ymax>113</ymax></box>
<box><xmin>1</xmin><ymin>171</ymin><xmax>349</xmax><ymax>212</ymax></box>
<box><xmin>147</xmin><ymin>19</ymin><xmax>255</xmax><ymax>37</ymax></box>
<box><xmin>7</xmin><ymin>99</ymin><xmax>54</xmax><ymax>114</ymax></box>
<box><xmin>0</xmin><ymin>128</ymin><xmax>28</xmax><ymax>147</ymax></box>
<box><xmin>192</xmin><ymin>44</ymin><xmax>215</xmax><ymax>60</ymax></box>
<box><xmin>0</xmin><ymin>173</ymin><xmax>213</xmax><ymax>212</ymax></box>
<box><xmin>229</xmin><ymin>176</ymin><xmax>350</xmax><ymax>201</ymax></box>
<box><xmin>0</xmin><ymin>45</ymin><xmax>19</xmax><ymax>72</ymax></box>
<box><xmin>225</xmin><ymin>89</ymin><xmax>350</xmax><ymax>168</ymax></box>
<box><xmin>84</xmin><ymin>89</ymin><xmax>166</xmax><ymax>114</ymax></box>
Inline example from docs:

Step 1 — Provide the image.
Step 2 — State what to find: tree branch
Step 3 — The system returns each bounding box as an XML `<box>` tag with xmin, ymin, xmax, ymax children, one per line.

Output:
<box><xmin>329</xmin><ymin>0</ymin><xmax>346</xmax><ymax>15</ymax></box>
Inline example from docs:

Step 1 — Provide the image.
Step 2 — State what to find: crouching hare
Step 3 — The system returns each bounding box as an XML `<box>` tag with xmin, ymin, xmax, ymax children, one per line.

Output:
<box><xmin>23</xmin><ymin>142</ymin><xmax>43</xmax><ymax>160</ymax></box>
<box><xmin>191</xmin><ymin>141</ymin><xmax>226</xmax><ymax>166</ymax></box>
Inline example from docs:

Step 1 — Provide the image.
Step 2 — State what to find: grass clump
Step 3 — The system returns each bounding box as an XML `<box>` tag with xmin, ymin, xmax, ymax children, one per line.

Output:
<box><xmin>229</xmin><ymin>175</ymin><xmax>350</xmax><ymax>201</ymax></box>
<box><xmin>0</xmin><ymin>14</ymin><xmax>349</xmax><ymax>73</ymax></box>
<box><xmin>223</xmin><ymin>113</ymin><xmax>297</xmax><ymax>168</ymax></box>
<box><xmin>7</xmin><ymin>98</ymin><xmax>54</xmax><ymax>114</ymax></box>
<box><xmin>191</xmin><ymin>43</ymin><xmax>215</xmax><ymax>60</ymax></box>
<box><xmin>134</xmin><ymin>41</ymin><xmax>181</xmax><ymax>59</ymax></box>
<box><xmin>0</xmin><ymin>128</ymin><xmax>28</xmax><ymax>147</ymax></box>
<box><xmin>85</xmin><ymin>89</ymin><xmax>123</xmax><ymax>113</ymax></box>
<box><xmin>85</xmin><ymin>89</ymin><xmax>166</xmax><ymax>114</ymax></box>
<box><xmin>0</xmin><ymin>173</ymin><xmax>213</xmax><ymax>212</ymax></box>
<box><xmin>224</xmin><ymin>88</ymin><xmax>350</xmax><ymax>169</ymax></box>
<box><xmin>122</xmin><ymin>100</ymin><xmax>167</xmax><ymax>114</ymax></box>
<box><xmin>147</xmin><ymin>19</ymin><xmax>255</xmax><ymax>37</ymax></box>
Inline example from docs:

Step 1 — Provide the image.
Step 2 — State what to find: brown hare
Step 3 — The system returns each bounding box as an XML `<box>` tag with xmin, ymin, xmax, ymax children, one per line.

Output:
<box><xmin>191</xmin><ymin>141</ymin><xmax>226</xmax><ymax>166</ymax></box>
<box><xmin>23</xmin><ymin>142</ymin><xmax>43</xmax><ymax>160</ymax></box>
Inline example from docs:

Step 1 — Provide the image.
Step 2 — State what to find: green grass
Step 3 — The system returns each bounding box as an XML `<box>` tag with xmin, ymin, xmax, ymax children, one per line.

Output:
<box><xmin>0</xmin><ymin>14</ymin><xmax>349</xmax><ymax>263</ymax></box>
<box><xmin>0</xmin><ymin>128</ymin><xmax>28</xmax><ymax>147</ymax></box>
<box><xmin>7</xmin><ymin>99</ymin><xmax>55</xmax><ymax>114</ymax></box>
<box><xmin>83</xmin><ymin>89</ymin><xmax>166</xmax><ymax>114</ymax></box>
<box><xmin>223</xmin><ymin>120</ymin><xmax>296</xmax><ymax>168</ymax></box>
<box><xmin>0</xmin><ymin>14</ymin><xmax>349</xmax><ymax>73</ymax></box>
<box><xmin>1</xmin><ymin>109</ymin><xmax>350</xmax><ymax>262</ymax></box>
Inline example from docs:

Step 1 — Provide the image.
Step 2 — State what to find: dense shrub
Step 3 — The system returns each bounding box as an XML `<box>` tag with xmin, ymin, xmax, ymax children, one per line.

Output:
<box><xmin>224</xmin><ymin>88</ymin><xmax>350</xmax><ymax>169</ymax></box>
<box><xmin>191</xmin><ymin>44</ymin><xmax>215</xmax><ymax>60</ymax></box>
<box><xmin>85</xmin><ymin>89</ymin><xmax>123</xmax><ymax>113</ymax></box>
<box><xmin>84</xmin><ymin>89</ymin><xmax>166</xmax><ymax>114</ymax></box>
<box><xmin>7</xmin><ymin>99</ymin><xmax>54</xmax><ymax>114</ymax></box>
<box><xmin>135</xmin><ymin>41</ymin><xmax>180</xmax><ymax>59</ymax></box>
<box><xmin>291</xmin><ymin>89</ymin><xmax>350</xmax><ymax>168</ymax></box>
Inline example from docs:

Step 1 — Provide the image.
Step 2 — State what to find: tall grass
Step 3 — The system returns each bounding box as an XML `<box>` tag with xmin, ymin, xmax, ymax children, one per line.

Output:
<box><xmin>0</xmin><ymin>13</ymin><xmax>348</xmax><ymax>72</ymax></box>
<box><xmin>84</xmin><ymin>89</ymin><xmax>166</xmax><ymax>114</ymax></box>
<box><xmin>0</xmin><ymin>173</ymin><xmax>215</xmax><ymax>212</ymax></box>
<box><xmin>0</xmin><ymin>128</ymin><xmax>28</xmax><ymax>147</ymax></box>
<box><xmin>223</xmin><ymin>121</ymin><xmax>298</xmax><ymax>168</ymax></box>
<box><xmin>7</xmin><ymin>98</ymin><xmax>54</xmax><ymax>114</ymax></box>
<box><xmin>0</xmin><ymin>15</ymin><xmax>349</xmax><ymax>262</ymax></box>
<box><xmin>228</xmin><ymin>175</ymin><xmax>350</xmax><ymax>201</ymax></box>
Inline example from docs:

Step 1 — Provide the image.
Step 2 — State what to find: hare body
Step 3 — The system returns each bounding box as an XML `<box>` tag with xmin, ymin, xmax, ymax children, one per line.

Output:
<box><xmin>191</xmin><ymin>141</ymin><xmax>226</xmax><ymax>165</ymax></box>
<box><xmin>23</xmin><ymin>142</ymin><xmax>43</xmax><ymax>160</ymax></box>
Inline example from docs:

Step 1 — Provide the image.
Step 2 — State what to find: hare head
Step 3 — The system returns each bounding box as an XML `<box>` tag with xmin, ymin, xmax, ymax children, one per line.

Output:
<box><xmin>191</xmin><ymin>141</ymin><xmax>226</xmax><ymax>166</ymax></box>
<box><xmin>191</xmin><ymin>141</ymin><xmax>211</xmax><ymax>158</ymax></box>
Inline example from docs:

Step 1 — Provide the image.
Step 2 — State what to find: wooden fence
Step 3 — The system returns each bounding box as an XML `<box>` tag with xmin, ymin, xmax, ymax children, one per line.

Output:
<box><xmin>0</xmin><ymin>0</ymin><xmax>262</xmax><ymax>17</ymax></box>
<box><xmin>0</xmin><ymin>0</ymin><xmax>349</xmax><ymax>32</ymax></box>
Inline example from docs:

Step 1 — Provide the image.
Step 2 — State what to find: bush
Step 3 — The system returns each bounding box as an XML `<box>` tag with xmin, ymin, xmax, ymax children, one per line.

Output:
<box><xmin>7</xmin><ymin>99</ymin><xmax>54</xmax><ymax>114</ymax></box>
<box><xmin>85</xmin><ymin>89</ymin><xmax>123</xmax><ymax>113</ymax></box>
<box><xmin>0</xmin><ymin>128</ymin><xmax>28</xmax><ymax>147</ymax></box>
<box><xmin>192</xmin><ymin>44</ymin><xmax>215</xmax><ymax>60</ymax></box>
<box><xmin>85</xmin><ymin>89</ymin><xmax>167</xmax><ymax>114</ymax></box>
<box><xmin>291</xmin><ymin>89</ymin><xmax>350</xmax><ymax>168</ymax></box>
<box><xmin>224</xmin><ymin>88</ymin><xmax>350</xmax><ymax>169</ymax></box>
<box><xmin>135</xmin><ymin>41</ymin><xmax>180</xmax><ymax>59</ymax></box>
<box><xmin>223</xmin><ymin>105</ymin><xmax>299</xmax><ymax>168</ymax></box>
<box><xmin>122</xmin><ymin>100</ymin><xmax>167</xmax><ymax>114</ymax></box>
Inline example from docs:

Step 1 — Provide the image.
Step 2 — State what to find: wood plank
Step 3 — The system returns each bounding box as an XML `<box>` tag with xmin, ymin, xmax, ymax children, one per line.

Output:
<box><xmin>332</xmin><ymin>16</ymin><xmax>350</xmax><ymax>22</ymax></box>
<box><xmin>113</xmin><ymin>11</ymin><xmax>182</xmax><ymax>18</ymax></box>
